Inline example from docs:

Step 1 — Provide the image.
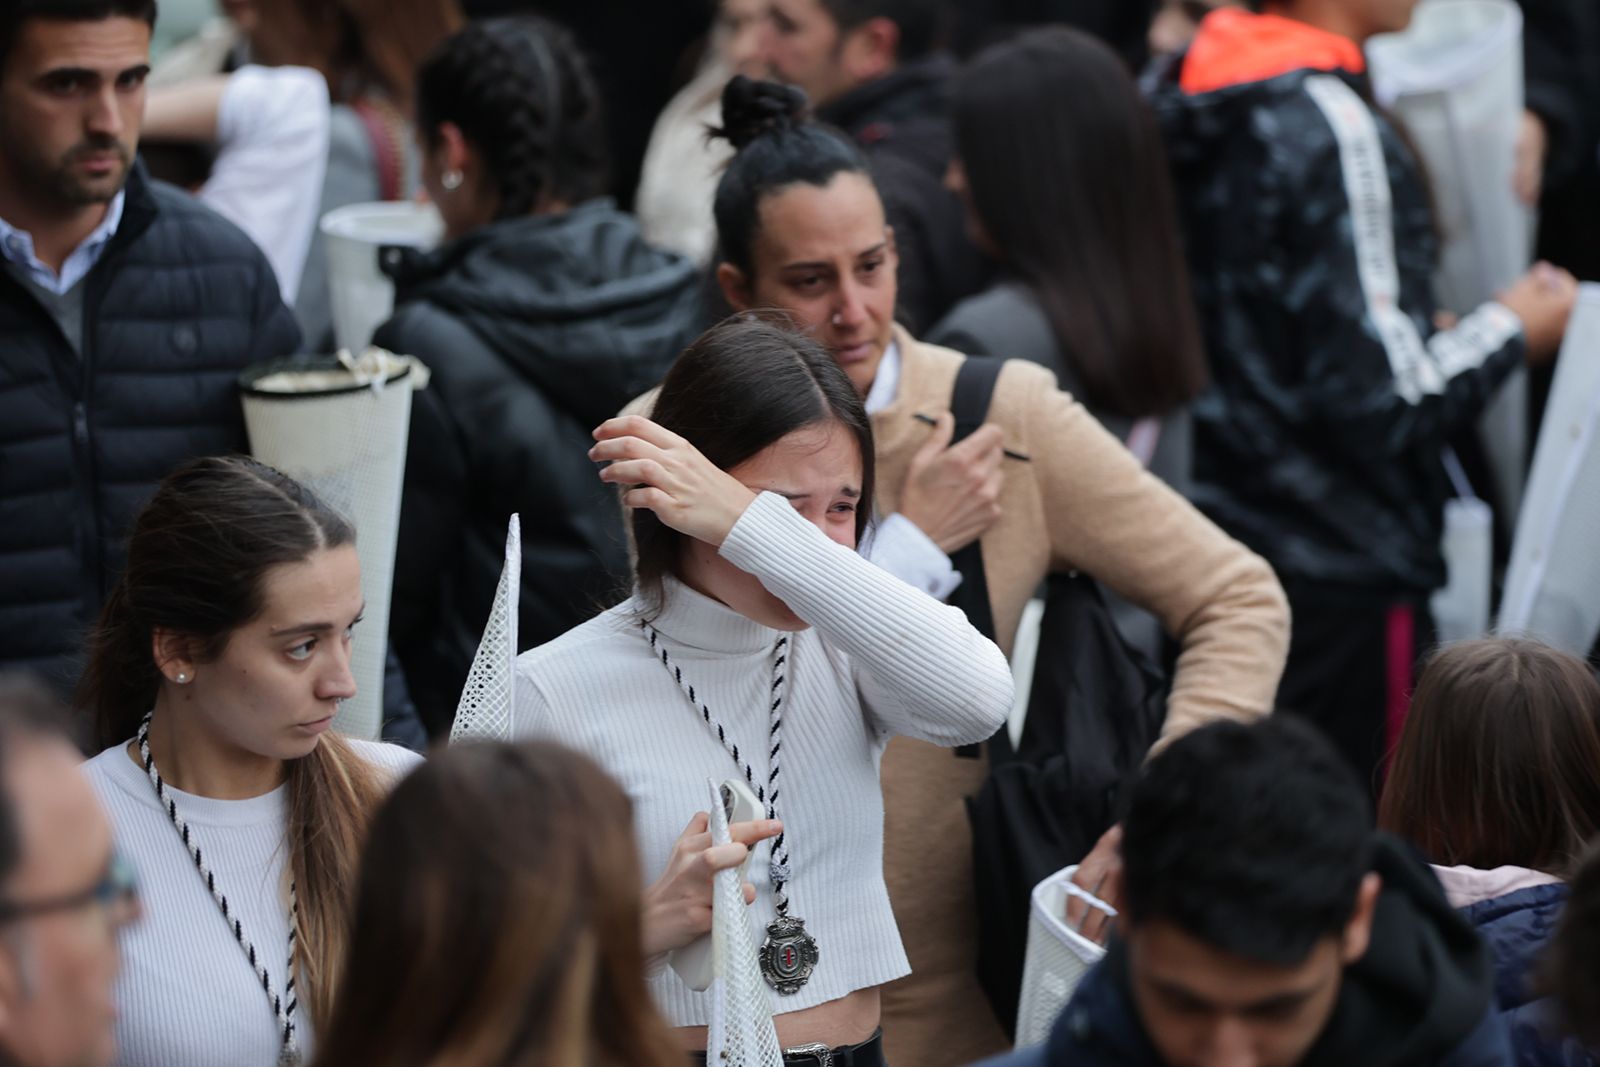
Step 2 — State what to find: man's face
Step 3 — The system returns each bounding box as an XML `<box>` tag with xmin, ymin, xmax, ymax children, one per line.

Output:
<box><xmin>1124</xmin><ymin>920</ymin><xmax>1360</xmax><ymax>1067</ymax></box>
<box><xmin>0</xmin><ymin>741</ymin><xmax>134</xmax><ymax>1067</ymax></box>
<box><xmin>766</xmin><ymin>0</ymin><xmax>858</xmax><ymax>109</ymax></box>
<box><xmin>0</xmin><ymin>16</ymin><xmax>151</xmax><ymax>214</ymax></box>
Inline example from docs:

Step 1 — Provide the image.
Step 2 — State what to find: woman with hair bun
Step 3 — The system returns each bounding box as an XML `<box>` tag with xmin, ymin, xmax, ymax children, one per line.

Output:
<box><xmin>497</xmin><ymin>313</ymin><xmax>1015</xmax><ymax>1064</ymax></box>
<box><xmin>78</xmin><ymin>456</ymin><xmax>421</xmax><ymax>1067</ymax></box>
<box><xmin>378</xmin><ymin>15</ymin><xmax>705</xmax><ymax>737</ymax></box>
<box><xmin>705</xmin><ymin>74</ymin><xmax>1289</xmax><ymax>1064</ymax></box>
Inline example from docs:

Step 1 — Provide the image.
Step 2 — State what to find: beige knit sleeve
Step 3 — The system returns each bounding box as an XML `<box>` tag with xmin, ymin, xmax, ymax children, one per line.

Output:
<box><xmin>1018</xmin><ymin>365</ymin><xmax>1290</xmax><ymax>743</ymax></box>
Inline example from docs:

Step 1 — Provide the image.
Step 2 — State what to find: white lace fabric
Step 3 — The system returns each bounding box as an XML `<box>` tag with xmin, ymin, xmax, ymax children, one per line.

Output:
<box><xmin>451</xmin><ymin>514</ymin><xmax>521</xmax><ymax>742</ymax></box>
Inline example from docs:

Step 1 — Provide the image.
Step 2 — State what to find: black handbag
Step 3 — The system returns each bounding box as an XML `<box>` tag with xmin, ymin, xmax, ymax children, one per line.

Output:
<box><xmin>942</xmin><ymin>357</ymin><xmax>1169</xmax><ymax>1036</ymax></box>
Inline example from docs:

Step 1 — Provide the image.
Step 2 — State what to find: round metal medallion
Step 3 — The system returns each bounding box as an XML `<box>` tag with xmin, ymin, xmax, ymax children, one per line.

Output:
<box><xmin>759</xmin><ymin>915</ymin><xmax>819</xmax><ymax>995</ymax></box>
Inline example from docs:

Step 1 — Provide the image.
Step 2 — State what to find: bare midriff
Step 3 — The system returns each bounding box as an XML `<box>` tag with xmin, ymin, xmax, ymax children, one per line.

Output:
<box><xmin>675</xmin><ymin>986</ymin><xmax>881</xmax><ymax>1052</ymax></box>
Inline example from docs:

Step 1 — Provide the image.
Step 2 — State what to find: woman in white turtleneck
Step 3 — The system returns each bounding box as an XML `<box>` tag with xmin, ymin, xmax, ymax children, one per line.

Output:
<box><xmin>496</xmin><ymin>315</ymin><xmax>1012</xmax><ymax>1063</ymax></box>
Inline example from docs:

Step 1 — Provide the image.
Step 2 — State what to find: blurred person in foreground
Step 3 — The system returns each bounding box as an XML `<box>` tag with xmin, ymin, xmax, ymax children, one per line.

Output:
<box><xmin>0</xmin><ymin>675</ymin><xmax>139</xmax><ymax>1067</ymax></box>
<box><xmin>982</xmin><ymin>716</ymin><xmax>1511</xmax><ymax>1067</ymax></box>
<box><xmin>312</xmin><ymin>741</ymin><xmax>683</xmax><ymax>1067</ymax></box>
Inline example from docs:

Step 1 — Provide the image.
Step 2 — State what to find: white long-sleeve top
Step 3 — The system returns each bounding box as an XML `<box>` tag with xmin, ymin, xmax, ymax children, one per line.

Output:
<box><xmin>511</xmin><ymin>491</ymin><xmax>1014</xmax><ymax>1025</ymax></box>
<box><xmin>84</xmin><ymin>738</ymin><xmax>420</xmax><ymax>1067</ymax></box>
<box><xmin>202</xmin><ymin>65</ymin><xmax>330</xmax><ymax>305</ymax></box>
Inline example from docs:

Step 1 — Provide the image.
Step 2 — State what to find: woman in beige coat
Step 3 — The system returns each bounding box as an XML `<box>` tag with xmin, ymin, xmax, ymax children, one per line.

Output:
<box><xmin>694</xmin><ymin>76</ymin><xmax>1291</xmax><ymax>1066</ymax></box>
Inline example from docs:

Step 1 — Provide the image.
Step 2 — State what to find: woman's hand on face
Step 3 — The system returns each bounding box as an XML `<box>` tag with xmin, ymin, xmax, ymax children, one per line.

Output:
<box><xmin>641</xmin><ymin>811</ymin><xmax>784</xmax><ymax>958</ymax></box>
<box><xmin>592</xmin><ymin>416</ymin><xmax>759</xmax><ymax>548</ymax></box>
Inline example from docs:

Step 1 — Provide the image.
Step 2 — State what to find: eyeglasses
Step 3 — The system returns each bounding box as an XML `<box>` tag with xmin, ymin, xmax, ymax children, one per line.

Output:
<box><xmin>0</xmin><ymin>852</ymin><xmax>139</xmax><ymax>925</ymax></box>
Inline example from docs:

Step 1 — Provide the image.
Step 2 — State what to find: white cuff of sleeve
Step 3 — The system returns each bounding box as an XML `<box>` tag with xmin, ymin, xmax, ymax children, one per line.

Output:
<box><xmin>864</xmin><ymin>513</ymin><xmax>962</xmax><ymax>601</ymax></box>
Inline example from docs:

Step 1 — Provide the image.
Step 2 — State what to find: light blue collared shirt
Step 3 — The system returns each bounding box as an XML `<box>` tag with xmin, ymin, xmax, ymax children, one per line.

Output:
<box><xmin>0</xmin><ymin>191</ymin><xmax>125</xmax><ymax>296</ymax></box>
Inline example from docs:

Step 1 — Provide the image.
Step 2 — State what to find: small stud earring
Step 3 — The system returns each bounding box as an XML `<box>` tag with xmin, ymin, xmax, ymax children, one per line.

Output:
<box><xmin>441</xmin><ymin>169</ymin><xmax>463</xmax><ymax>191</ymax></box>
<box><xmin>175</xmin><ymin>672</ymin><xmax>189</xmax><ymax>684</ymax></box>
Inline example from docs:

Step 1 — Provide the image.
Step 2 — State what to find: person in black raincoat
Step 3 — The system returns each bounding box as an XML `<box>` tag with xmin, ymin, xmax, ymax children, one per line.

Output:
<box><xmin>379</xmin><ymin>16</ymin><xmax>703</xmax><ymax>736</ymax></box>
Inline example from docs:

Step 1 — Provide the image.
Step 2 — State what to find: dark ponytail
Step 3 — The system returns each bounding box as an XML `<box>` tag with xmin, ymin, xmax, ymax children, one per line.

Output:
<box><xmin>711</xmin><ymin>75</ymin><xmax>873</xmax><ymax>274</ymax></box>
<box><xmin>415</xmin><ymin>15</ymin><xmax>608</xmax><ymax>219</ymax></box>
<box><xmin>77</xmin><ymin>455</ymin><xmax>386</xmax><ymax>1032</ymax></box>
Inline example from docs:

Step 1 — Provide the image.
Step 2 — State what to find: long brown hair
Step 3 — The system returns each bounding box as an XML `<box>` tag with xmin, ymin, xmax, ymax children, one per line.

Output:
<box><xmin>76</xmin><ymin>455</ymin><xmax>387</xmax><ymax>1028</ymax></box>
<box><xmin>951</xmin><ymin>27</ymin><xmax>1208</xmax><ymax>419</ymax></box>
<box><xmin>313</xmin><ymin>741</ymin><xmax>683</xmax><ymax>1067</ymax></box>
<box><xmin>1379</xmin><ymin>637</ymin><xmax>1600</xmax><ymax>876</ymax></box>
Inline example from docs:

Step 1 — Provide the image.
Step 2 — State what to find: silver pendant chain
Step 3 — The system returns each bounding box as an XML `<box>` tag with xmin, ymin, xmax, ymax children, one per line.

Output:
<box><xmin>136</xmin><ymin>712</ymin><xmax>301</xmax><ymax>1065</ymax></box>
<box><xmin>641</xmin><ymin>621</ymin><xmax>794</xmax><ymax>914</ymax></box>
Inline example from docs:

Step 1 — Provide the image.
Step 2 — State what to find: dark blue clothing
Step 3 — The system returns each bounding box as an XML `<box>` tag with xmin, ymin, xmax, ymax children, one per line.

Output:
<box><xmin>980</xmin><ymin>836</ymin><xmax>1513</xmax><ymax>1067</ymax></box>
<box><xmin>0</xmin><ymin>164</ymin><xmax>300</xmax><ymax>696</ymax></box>
<box><xmin>1461</xmin><ymin>884</ymin><xmax>1595</xmax><ymax>1067</ymax></box>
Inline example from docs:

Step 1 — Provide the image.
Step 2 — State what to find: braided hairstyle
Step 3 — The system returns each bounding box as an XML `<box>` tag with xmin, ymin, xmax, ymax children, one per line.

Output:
<box><xmin>415</xmin><ymin>15</ymin><xmax>608</xmax><ymax>220</ymax></box>
<box><xmin>710</xmin><ymin>75</ymin><xmax>873</xmax><ymax>275</ymax></box>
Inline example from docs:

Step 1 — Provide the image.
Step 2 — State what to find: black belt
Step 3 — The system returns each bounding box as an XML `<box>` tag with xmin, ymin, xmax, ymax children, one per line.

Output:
<box><xmin>692</xmin><ymin>1029</ymin><xmax>884</xmax><ymax>1067</ymax></box>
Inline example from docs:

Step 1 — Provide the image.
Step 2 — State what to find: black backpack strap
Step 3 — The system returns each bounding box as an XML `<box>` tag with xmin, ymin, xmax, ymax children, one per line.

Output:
<box><xmin>944</xmin><ymin>357</ymin><xmax>1004</xmax><ymax>758</ymax></box>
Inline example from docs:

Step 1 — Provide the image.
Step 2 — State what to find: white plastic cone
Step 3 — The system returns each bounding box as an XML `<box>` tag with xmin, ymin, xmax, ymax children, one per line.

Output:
<box><xmin>705</xmin><ymin>778</ymin><xmax>784</xmax><ymax>1067</ymax></box>
<box><xmin>241</xmin><ymin>349</ymin><xmax>420</xmax><ymax>740</ymax></box>
<box><xmin>1499</xmin><ymin>285</ymin><xmax>1600</xmax><ymax>654</ymax></box>
<box><xmin>450</xmin><ymin>515</ymin><xmax>521</xmax><ymax>743</ymax></box>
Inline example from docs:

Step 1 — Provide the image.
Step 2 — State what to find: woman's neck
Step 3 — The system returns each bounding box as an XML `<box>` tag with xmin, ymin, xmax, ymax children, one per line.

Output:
<box><xmin>128</xmin><ymin>695</ymin><xmax>287</xmax><ymax>800</ymax></box>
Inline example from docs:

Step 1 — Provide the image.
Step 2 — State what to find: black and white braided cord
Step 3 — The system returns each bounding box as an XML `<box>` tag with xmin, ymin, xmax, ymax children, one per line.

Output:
<box><xmin>136</xmin><ymin>712</ymin><xmax>300</xmax><ymax>1064</ymax></box>
<box><xmin>642</xmin><ymin>622</ymin><xmax>794</xmax><ymax>917</ymax></box>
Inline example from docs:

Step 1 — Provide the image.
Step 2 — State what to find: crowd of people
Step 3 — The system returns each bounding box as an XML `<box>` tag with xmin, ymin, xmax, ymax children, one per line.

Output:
<box><xmin>0</xmin><ymin>0</ymin><xmax>1598</xmax><ymax>1065</ymax></box>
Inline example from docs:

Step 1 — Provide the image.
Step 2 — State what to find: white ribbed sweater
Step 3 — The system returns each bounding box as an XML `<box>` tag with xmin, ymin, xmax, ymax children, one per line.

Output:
<box><xmin>83</xmin><ymin>738</ymin><xmax>421</xmax><ymax>1067</ymax></box>
<box><xmin>512</xmin><ymin>491</ymin><xmax>1014</xmax><ymax>1026</ymax></box>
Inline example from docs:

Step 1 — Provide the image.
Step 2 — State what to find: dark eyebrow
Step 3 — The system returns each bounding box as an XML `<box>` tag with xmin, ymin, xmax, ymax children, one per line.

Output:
<box><xmin>37</xmin><ymin>66</ymin><xmax>99</xmax><ymax>83</ymax></box>
<box><xmin>269</xmin><ymin>603</ymin><xmax>367</xmax><ymax>637</ymax></box>
<box><xmin>778</xmin><ymin>243</ymin><xmax>887</xmax><ymax>273</ymax></box>
<box><xmin>1245</xmin><ymin>989</ymin><xmax>1316</xmax><ymax>1015</ymax></box>
<box><xmin>1152</xmin><ymin>977</ymin><xmax>1318</xmax><ymax>1015</ymax></box>
<box><xmin>36</xmin><ymin>63</ymin><xmax>150</xmax><ymax>84</ymax></box>
<box><xmin>775</xmin><ymin>487</ymin><xmax>862</xmax><ymax>501</ymax></box>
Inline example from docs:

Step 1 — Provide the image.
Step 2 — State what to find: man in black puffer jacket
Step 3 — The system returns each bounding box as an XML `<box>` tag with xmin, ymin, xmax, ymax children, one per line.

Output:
<box><xmin>982</xmin><ymin>718</ymin><xmax>1511</xmax><ymax>1067</ymax></box>
<box><xmin>1148</xmin><ymin>0</ymin><xmax>1578</xmax><ymax>788</ymax></box>
<box><xmin>0</xmin><ymin>0</ymin><xmax>300</xmax><ymax>702</ymax></box>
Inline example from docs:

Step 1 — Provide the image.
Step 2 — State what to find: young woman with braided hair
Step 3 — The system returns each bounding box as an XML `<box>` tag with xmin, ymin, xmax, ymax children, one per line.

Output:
<box><xmin>77</xmin><ymin>457</ymin><xmax>421</xmax><ymax>1067</ymax></box>
<box><xmin>482</xmin><ymin>314</ymin><xmax>1014</xmax><ymax>1064</ymax></box>
<box><xmin>379</xmin><ymin>16</ymin><xmax>705</xmax><ymax>738</ymax></box>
